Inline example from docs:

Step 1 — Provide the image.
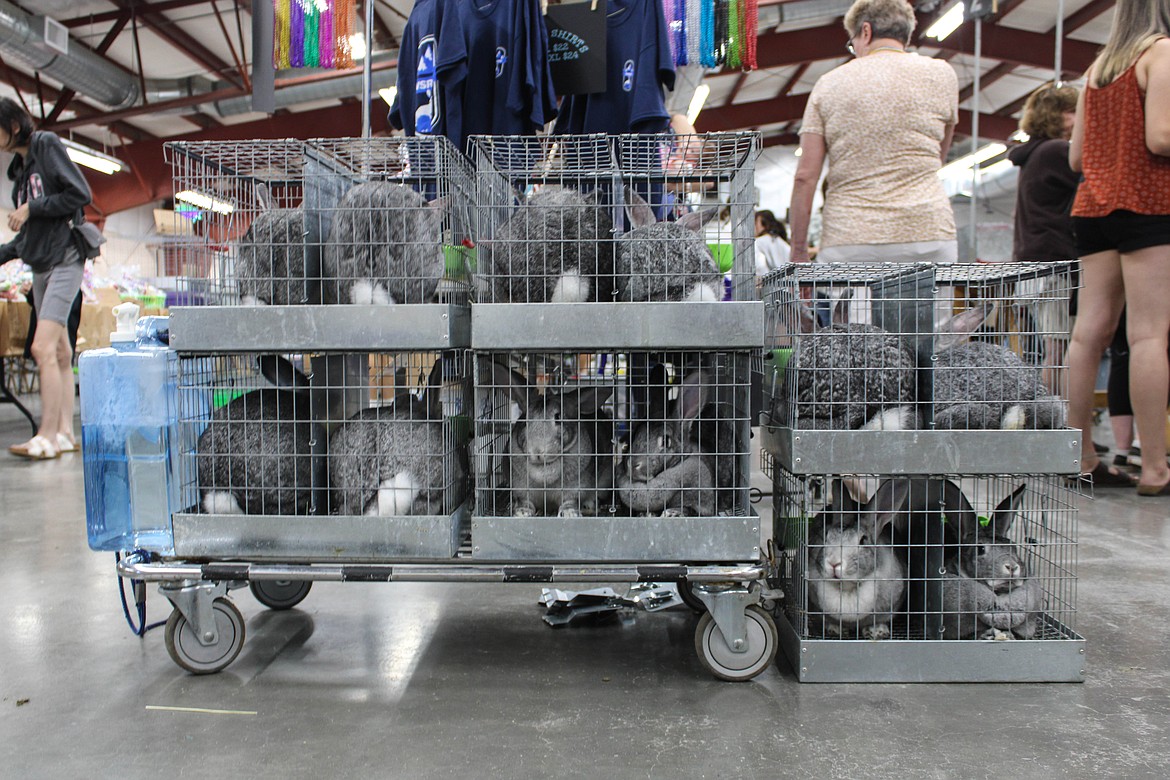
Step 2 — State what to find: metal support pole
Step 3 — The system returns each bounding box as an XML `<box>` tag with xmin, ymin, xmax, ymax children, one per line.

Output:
<box><xmin>1054</xmin><ymin>0</ymin><xmax>1065</xmax><ymax>82</ymax></box>
<box><xmin>969</xmin><ymin>18</ymin><xmax>982</xmax><ymax>263</ymax></box>
<box><xmin>362</xmin><ymin>0</ymin><xmax>374</xmax><ymax>138</ymax></box>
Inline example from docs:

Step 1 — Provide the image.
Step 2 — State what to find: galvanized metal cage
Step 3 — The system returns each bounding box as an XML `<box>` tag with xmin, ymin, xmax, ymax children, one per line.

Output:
<box><xmin>170</xmin><ymin>349</ymin><xmax>472</xmax><ymax>560</ymax></box>
<box><xmin>760</xmin><ymin>261</ymin><xmax>1080</xmax><ymax>476</ymax></box>
<box><xmin>469</xmin><ymin>133</ymin><xmax>760</xmax><ymax>305</ymax></box>
<box><xmin>471</xmin><ymin>349</ymin><xmax>759</xmax><ymax>561</ymax></box>
<box><xmin>770</xmin><ymin>466</ymin><xmax>1083</xmax><ymax>682</ymax></box>
<box><xmin>165</xmin><ymin>136</ymin><xmax>476</xmax><ymax>307</ymax></box>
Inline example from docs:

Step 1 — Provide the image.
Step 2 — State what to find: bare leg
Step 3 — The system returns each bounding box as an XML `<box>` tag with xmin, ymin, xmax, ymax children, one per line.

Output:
<box><xmin>1109</xmin><ymin>414</ymin><xmax>1135</xmax><ymax>454</ymax></box>
<box><xmin>1066</xmin><ymin>251</ymin><xmax>1124</xmax><ymax>473</ymax></box>
<box><xmin>27</xmin><ymin>320</ymin><xmax>69</xmax><ymax>445</ymax></box>
<box><xmin>54</xmin><ymin>327</ymin><xmax>76</xmax><ymax>444</ymax></box>
<box><xmin>1120</xmin><ymin>246</ymin><xmax>1170</xmax><ymax>489</ymax></box>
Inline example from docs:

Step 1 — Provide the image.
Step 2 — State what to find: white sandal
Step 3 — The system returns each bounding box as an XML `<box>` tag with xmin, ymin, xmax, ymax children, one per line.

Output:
<box><xmin>8</xmin><ymin>435</ymin><xmax>60</xmax><ymax>460</ymax></box>
<box><xmin>56</xmin><ymin>433</ymin><xmax>78</xmax><ymax>453</ymax></box>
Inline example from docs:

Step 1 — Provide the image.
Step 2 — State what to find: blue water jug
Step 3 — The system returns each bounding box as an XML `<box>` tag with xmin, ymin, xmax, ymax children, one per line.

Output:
<box><xmin>80</xmin><ymin>303</ymin><xmax>181</xmax><ymax>554</ymax></box>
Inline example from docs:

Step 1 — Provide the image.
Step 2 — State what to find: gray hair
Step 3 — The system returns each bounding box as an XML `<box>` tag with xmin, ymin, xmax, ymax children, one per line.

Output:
<box><xmin>844</xmin><ymin>0</ymin><xmax>918</xmax><ymax>45</ymax></box>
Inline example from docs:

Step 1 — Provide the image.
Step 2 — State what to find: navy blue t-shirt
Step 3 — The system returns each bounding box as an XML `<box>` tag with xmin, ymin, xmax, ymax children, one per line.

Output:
<box><xmin>553</xmin><ymin>0</ymin><xmax>676</xmax><ymax>134</ymax></box>
<box><xmin>435</xmin><ymin>0</ymin><xmax>558</xmax><ymax>154</ymax></box>
<box><xmin>389</xmin><ymin>0</ymin><xmax>460</xmax><ymax>137</ymax></box>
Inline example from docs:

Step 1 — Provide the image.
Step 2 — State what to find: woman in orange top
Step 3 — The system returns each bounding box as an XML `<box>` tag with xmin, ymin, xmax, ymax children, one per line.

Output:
<box><xmin>1068</xmin><ymin>0</ymin><xmax>1170</xmax><ymax>495</ymax></box>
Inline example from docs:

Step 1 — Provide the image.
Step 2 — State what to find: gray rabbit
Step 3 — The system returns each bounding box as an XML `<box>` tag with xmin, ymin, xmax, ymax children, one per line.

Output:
<box><xmin>933</xmin><ymin>304</ymin><xmax>1066</xmax><ymax>430</ymax></box>
<box><xmin>806</xmin><ymin>479</ymin><xmax>911</xmax><ymax>640</ymax></box>
<box><xmin>197</xmin><ymin>356</ymin><xmax>317</xmax><ymax>516</ymax></box>
<box><xmin>477</xmin><ymin>187</ymin><xmax>616</xmax><ymax>303</ymax></box>
<box><xmin>777</xmin><ymin>293</ymin><xmax>918</xmax><ymax>430</ymax></box>
<box><xmin>322</xmin><ymin>181</ymin><xmax>445</xmax><ymax>305</ymax></box>
<box><xmin>940</xmin><ymin>483</ymin><xmax>1043</xmax><ymax>640</ymax></box>
<box><xmin>328</xmin><ymin>361</ymin><xmax>465</xmax><ymax>516</ymax></box>
<box><xmin>236</xmin><ymin>208</ymin><xmax>308</xmax><ymax>306</ymax></box>
<box><xmin>616</xmin><ymin>192</ymin><xmax>723</xmax><ymax>302</ymax></box>
<box><xmin>489</xmin><ymin>361</ymin><xmax>616</xmax><ymax>517</ymax></box>
<box><xmin>617</xmin><ymin>366</ymin><xmax>716</xmax><ymax>517</ymax></box>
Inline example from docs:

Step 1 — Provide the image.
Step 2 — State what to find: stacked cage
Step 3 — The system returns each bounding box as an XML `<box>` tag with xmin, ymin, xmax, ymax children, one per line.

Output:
<box><xmin>164</xmin><ymin>137</ymin><xmax>474</xmax><ymax>562</ymax></box>
<box><xmin>760</xmin><ymin>261</ymin><xmax>1085</xmax><ymax>682</ymax></box>
<box><xmin>469</xmin><ymin>133</ymin><xmax>764</xmax><ymax>563</ymax></box>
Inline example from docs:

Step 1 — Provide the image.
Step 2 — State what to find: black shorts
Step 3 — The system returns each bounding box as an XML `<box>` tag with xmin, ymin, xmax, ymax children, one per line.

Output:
<box><xmin>1073</xmin><ymin>210</ymin><xmax>1170</xmax><ymax>256</ymax></box>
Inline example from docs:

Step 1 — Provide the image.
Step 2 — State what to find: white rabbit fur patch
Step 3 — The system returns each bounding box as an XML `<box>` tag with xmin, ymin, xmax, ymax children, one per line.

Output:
<box><xmin>551</xmin><ymin>271</ymin><xmax>591</xmax><ymax>303</ymax></box>
<box><xmin>351</xmin><ymin>279</ymin><xmax>396</xmax><ymax>306</ymax></box>
<box><xmin>371</xmin><ymin>472</ymin><xmax>422</xmax><ymax>516</ymax></box>
<box><xmin>203</xmin><ymin>491</ymin><xmax>244</xmax><ymax>515</ymax></box>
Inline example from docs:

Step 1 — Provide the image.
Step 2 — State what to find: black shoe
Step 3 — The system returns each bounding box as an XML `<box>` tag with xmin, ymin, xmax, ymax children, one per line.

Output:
<box><xmin>1093</xmin><ymin>441</ymin><xmax>1110</xmax><ymax>454</ymax></box>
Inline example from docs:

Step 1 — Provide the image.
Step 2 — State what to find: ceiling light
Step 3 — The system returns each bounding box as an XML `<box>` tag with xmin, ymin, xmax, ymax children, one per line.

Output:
<box><xmin>174</xmin><ymin>190</ymin><xmax>234</xmax><ymax>215</ymax></box>
<box><xmin>61</xmin><ymin>138</ymin><xmax>125</xmax><ymax>175</ymax></box>
<box><xmin>938</xmin><ymin>142</ymin><xmax>1006</xmax><ymax>178</ymax></box>
<box><xmin>686</xmin><ymin>84</ymin><xmax>710</xmax><ymax>125</ymax></box>
<box><xmin>378</xmin><ymin>87</ymin><xmax>397</xmax><ymax>107</ymax></box>
<box><xmin>924</xmin><ymin>2</ymin><xmax>965</xmax><ymax>41</ymax></box>
<box><xmin>350</xmin><ymin>33</ymin><xmax>366</xmax><ymax>61</ymax></box>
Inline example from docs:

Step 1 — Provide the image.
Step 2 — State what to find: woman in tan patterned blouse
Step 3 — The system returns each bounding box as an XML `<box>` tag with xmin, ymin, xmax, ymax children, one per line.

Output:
<box><xmin>788</xmin><ymin>0</ymin><xmax>958</xmax><ymax>264</ymax></box>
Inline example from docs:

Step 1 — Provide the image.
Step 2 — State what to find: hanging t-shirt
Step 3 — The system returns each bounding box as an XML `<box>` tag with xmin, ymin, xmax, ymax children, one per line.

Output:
<box><xmin>435</xmin><ymin>0</ymin><xmax>558</xmax><ymax>154</ymax></box>
<box><xmin>389</xmin><ymin>0</ymin><xmax>461</xmax><ymax>137</ymax></box>
<box><xmin>553</xmin><ymin>0</ymin><xmax>676</xmax><ymax>135</ymax></box>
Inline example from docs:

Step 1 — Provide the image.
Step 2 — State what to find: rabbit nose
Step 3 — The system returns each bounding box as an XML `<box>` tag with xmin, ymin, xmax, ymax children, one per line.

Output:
<box><xmin>1006</xmin><ymin>562</ymin><xmax>1020</xmax><ymax>577</ymax></box>
<box><xmin>829</xmin><ymin>562</ymin><xmax>842</xmax><ymax>579</ymax></box>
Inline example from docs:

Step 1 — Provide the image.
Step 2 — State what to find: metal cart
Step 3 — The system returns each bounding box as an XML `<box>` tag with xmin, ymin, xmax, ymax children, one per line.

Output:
<box><xmin>100</xmin><ymin>132</ymin><xmax>780</xmax><ymax>681</ymax></box>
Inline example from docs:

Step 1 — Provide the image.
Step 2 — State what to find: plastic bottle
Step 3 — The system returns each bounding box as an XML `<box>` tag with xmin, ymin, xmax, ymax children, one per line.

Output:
<box><xmin>79</xmin><ymin>303</ymin><xmax>180</xmax><ymax>554</ymax></box>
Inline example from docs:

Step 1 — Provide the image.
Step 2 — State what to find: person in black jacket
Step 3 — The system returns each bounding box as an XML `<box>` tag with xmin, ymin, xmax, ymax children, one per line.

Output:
<box><xmin>0</xmin><ymin>98</ymin><xmax>93</xmax><ymax>460</ymax></box>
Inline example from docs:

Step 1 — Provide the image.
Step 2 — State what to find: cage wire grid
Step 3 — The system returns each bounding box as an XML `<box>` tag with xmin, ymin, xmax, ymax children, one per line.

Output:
<box><xmin>176</xmin><ymin>350</ymin><xmax>472</xmax><ymax>522</ymax></box>
<box><xmin>770</xmin><ymin>468</ymin><xmax>1079</xmax><ymax>642</ymax></box>
<box><xmin>761</xmin><ymin>261</ymin><xmax>1078</xmax><ymax>435</ymax></box>
<box><xmin>472</xmin><ymin>350</ymin><xmax>754</xmax><ymax>520</ymax></box>
<box><xmin>165</xmin><ymin>136</ymin><xmax>476</xmax><ymax>308</ymax></box>
<box><xmin>469</xmin><ymin>133</ymin><xmax>760</xmax><ymax>306</ymax></box>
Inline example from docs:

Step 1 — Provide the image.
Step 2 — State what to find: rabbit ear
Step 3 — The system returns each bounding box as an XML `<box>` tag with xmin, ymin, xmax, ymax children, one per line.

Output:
<box><xmin>254</xmin><ymin>183</ymin><xmax>274</xmax><ymax>211</ymax></box>
<box><xmin>676</xmin><ymin>370</ymin><xmax>710</xmax><ymax>440</ymax></box>
<box><xmin>623</xmin><ymin>187</ymin><xmax>657</xmax><ymax>228</ymax></box>
<box><xmin>418</xmin><ymin>356</ymin><xmax>445</xmax><ymax>419</ymax></box>
<box><xmin>258</xmin><ymin>355</ymin><xmax>310</xmax><ymax>392</ymax></box>
<box><xmin>564</xmin><ymin>383</ymin><xmax>615</xmax><ymax>416</ymax></box>
<box><xmin>485</xmin><ymin>359</ymin><xmax>534</xmax><ymax>414</ymax></box>
<box><xmin>647</xmin><ymin>363</ymin><xmax>670</xmax><ymax>419</ymax></box>
<box><xmin>939</xmin><ymin>479</ymin><xmax>979</xmax><ymax>541</ymax></box>
<box><xmin>862</xmin><ymin>478</ymin><xmax>911</xmax><ymax>537</ymax></box>
<box><xmin>988</xmin><ymin>483</ymin><xmax>1027</xmax><ymax>537</ymax></box>
<box><xmin>830</xmin><ymin>478</ymin><xmax>861</xmax><ymax>513</ymax></box>
<box><xmin>936</xmin><ymin>303</ymin><xmax>997</xmax><ymax>351</ymax></box>
<box><xmin>831</xmin><ymin>290</ymin><xmax>854</xmax><ymax>325</ymax></box>
<box><xmin>676</xmin><ymin>207</ymin><xmax>720</xmax><ymax>234</ymax></box>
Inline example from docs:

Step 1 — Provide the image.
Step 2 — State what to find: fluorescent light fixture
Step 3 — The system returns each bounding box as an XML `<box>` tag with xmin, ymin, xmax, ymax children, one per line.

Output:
<box><xmin>378</xmin><ymin>86</ymin><xmax>397</xmax><ymax>107</ymax></box>
<box><xmin>175</xmin><ymin>190</ymin><xmax>234</xmax><ymax>215</ymax></box>
<box><xmin>686</xmin><ymin>84</ymin><xmax>710</xmax><ymax>125</ymax></box>
<box><xmin>924</xmin><ymin>2</ymin><xmax>965</xmax><ymax>41</ymax></box>
<box><xmin>60</xmin><ymin>138</ymin><xmax>125</xmax><ymax>175</ymax></box>
<box><xmin>350</xmin><ymin>33</ymin><xmax>366</xmax><ymax>61</ymax></box>
<box><xmin>938</xmin><ymin>142</ymin><xmax>1006</xmax><ymax>178</ymax></box>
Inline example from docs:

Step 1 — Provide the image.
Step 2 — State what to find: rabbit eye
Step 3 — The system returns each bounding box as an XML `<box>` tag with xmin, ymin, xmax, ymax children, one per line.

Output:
<box><xmin>859</xmin><ymin>534</ymin><xmax>869</xmax><ymax>546</ymax></box>
<box><xmin>978</xmin><ymin>544</ymin><xmax>989</xmax><ymax>556</ymax></box>
<box><xmin>563</xmin><ymin>427</ymin><xmax>577</xmax><ymax>446</ymax></box>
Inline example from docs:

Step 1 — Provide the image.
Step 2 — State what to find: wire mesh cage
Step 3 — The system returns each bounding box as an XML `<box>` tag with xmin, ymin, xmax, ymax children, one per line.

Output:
<box><xmin>771</xmin><ymin>466</ymin><xmax>1079</xmax><ymax>647</ymax></box>
<box><xmin>165</xmin><ymin>136</ymin><xmax>476</xmax><ymax>307</ymax></box>
<box><xmin>170</xmin><ymin>349</ymin><xmax>472</xmax><ymax>559</ymax></box>
<box><xmin>471</xmin><ymin>349</ymin><xmax>760</xmax><ymax>561</ymax></box>
<box><xmin>469</xmin><ymin>133</ymin><xmax>759</xmax><ymax>305</ymax></box>
<box><xmin>761</xmin><ymin>261</ymin><xmax>1077</xmax><ymax>433</ymax></box>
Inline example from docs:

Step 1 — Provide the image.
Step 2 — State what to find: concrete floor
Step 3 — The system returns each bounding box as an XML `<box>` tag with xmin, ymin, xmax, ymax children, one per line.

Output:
<box><xmin>1</xmin><ymin>402</ymin><xmax>1168</xmax><ymax>779</ymax></box>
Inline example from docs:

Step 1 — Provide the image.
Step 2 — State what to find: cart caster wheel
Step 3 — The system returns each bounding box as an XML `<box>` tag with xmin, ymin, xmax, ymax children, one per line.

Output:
<box><xmin>677</xmin><ymin>580</ymin><xmax>707</xmax><ymax>613</ymax></box>
<box><xmin>165</xmin><ymin>598</ymin><xmax>245</xmax><ymax>675</ymax></box>
<box><xmin>250</xmin><ymin>580</ymin><xmax>312</xmax><ymax>610</ymax></box>
<box><xmin>694</xmin><ymin>604</ymin><xmax>778</xmax><ymax>682</ymax></box>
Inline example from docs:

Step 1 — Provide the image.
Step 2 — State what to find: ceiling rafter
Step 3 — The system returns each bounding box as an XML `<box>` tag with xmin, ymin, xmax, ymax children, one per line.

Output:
<box><xmin>63</xmin><ymin>0</ymin><xmax>211</xmax><ymax>28</ymax></box>
<box><xmin>44</xmin><ymin>15</ymin><xmax>132</xmax><ymax>125</ymax></box>
<box><xmin>108</xmin><ymin>0</ymin><xmax>245</xmax><ymax>89</ymax></box>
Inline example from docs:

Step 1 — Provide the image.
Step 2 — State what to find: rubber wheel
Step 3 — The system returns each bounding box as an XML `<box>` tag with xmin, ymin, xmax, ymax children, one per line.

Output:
<box><xmin>694</xmin><ymin>604</ymin><xmax>778</xmax><ymax>682</ymax></box>
<box><xmin>250</xmin><ymin>580</ymin><xmax>312</xmax><ymax>610</ymax></box>
<box><xmin>165</xmin><ymin>597</ymin><xmax>246</xmax><ymax>675</ymax></box>
<box><xmin>677</xmin><ymin>580</ymin><xmax>708</xmax><ymax>613</ymax></box>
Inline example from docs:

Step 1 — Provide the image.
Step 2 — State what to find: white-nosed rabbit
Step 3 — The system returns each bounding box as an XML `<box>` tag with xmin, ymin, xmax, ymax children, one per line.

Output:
<box><xmin>940</xmin><ymin>483</ymin><xmax>1043</xmax><ymax>640</ymax></box>
<box><xmin>617</xmin><ymin>366</ymin><xmax>716</xmax><ymax>517</ymax></box>
<box><xmin>806</xmin><ymin>478</ymin><xmax>911</xmax><ymax>640</ymax></box>
<box><xmin>932</xmin><ymin>304</ymin><xmax>1066</xmax><ymax>430</ymax></box>
<box><xmin>328</xmin><ymin>360</ymin><xmax>465</xmax><ymax>517</ymax></box>
<box><xmin>489</xmin><ymin>361</ymin><xmax>616</xmax><ymax>517</ymax></box>
<box><xmin>322</xmin><ymin>181</ymin><xmax>445</xmax><ymax>305</ymax></box>
<box><xmin>616</xmin><ymin>191</ymin><xmax>723</xmax><ymax>302</ymax></box>
<box><xmin>236</xmin><ymin>208</ymin><xmax>308</xmax><ymax>306</ymax></box>
<box><xmin>777</xmin><ymin>292</ymin><xmax>919</xmax><ymax>430</ymax></box>
<box><xmin>477</xmin><ymin>187</ymin><xmax>616</xmax><ymax>303</ymax></box>
<box><xmin>197</xmin><ymin>356</ymin><xmax>316</xmax><ymax>516</ymax></box>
